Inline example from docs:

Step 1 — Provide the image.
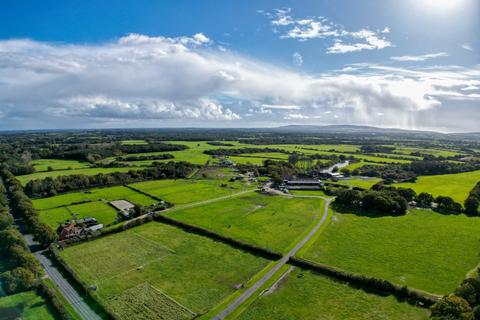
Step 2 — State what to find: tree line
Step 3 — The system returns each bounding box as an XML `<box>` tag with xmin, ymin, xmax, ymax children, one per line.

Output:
<box><xmin>25</xmin><ymin>161</ymin><xmax>197</xmax><ymax>198</ymax></box>
<box><xmin>353</xmin><ymin>160</ymin><xmax>480</xmax><ymax>183</ymax></box>
<box><xmin>0</xmin><ymin>176</ymin><xmax>42</xmax><ymax>295</ymax></box>
<box><xmin>116</xmin><ymin>154</ymin><xmax>174</xmax><ymax>161</ymax></box>
<box><xmin>465</xmin><ymin>182</ymin><xmax>480</xmax><ymax>216</ymax></box>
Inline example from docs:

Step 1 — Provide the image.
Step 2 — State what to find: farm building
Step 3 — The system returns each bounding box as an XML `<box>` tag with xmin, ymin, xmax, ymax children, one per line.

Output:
<box><xmin>109</xmin><ymin>200</ymin><xmax>135</xmax><ymax>218</ymax></box>
<box><xmin>283</xmin><ymin>179</ymin><xmax>324</xmax><ymax>190</ymax></box>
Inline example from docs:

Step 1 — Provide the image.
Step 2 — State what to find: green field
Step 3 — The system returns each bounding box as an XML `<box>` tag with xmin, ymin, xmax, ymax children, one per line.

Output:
<box><xmin>335</xmin><ymin>177</ymin><xmax>382</xmax><ymax>189</ymax></box>
<box><xmin>60</xmin><ymin>222</ymin><xmax>268</xmax><ymax>318</ymax></box>
<box><xmin>239</xmin><ymin>269</ymin><xmax>429</xmax><ymax>320</ymax></box>
<box><xmin>33</xmin><ymin>185</ymin><xmax>157</xmax><ymax>210</ymax></box>
<box><xmin>121</xmin><ymin>140</ymin><xmax>148</xmax><ymax>145</ymax></box>
<box><xmin>289</xmin><ymin>190</ymin><xmax>329</xmax><ymax>197</ymax></box>
<box><xmin>165</xmin><ymin>194</ymin><xmax>324</xmax><ymax>253</ymax></box>
<box><xmin>346</xmin><ymin>161</ymin><xmax>383</xmax><ymax>171</ymax></box>
<box><xmin>39</xmin><ymin>201</ymin><xmax>119</xmax><ymax>229</ymax></box>
<box><xmin>130</xmin><ymin>179</ymin><xmax>251</xmax><ymax>206</ymax></box>
<box><xmin>304</xmin><ymin>209</ymin><xmax>480</xmax><ymax>294</ymax></box>
<box><xmin>17</xmin><ymin>167</ymin><xmax>143</xmax><ymax>185</ymax></box>
<box><xmin>394</xmin><ymin>170</ymin><xmax>480</xmax><ymax>203</ymax></box>
<box><xmin>0</xmin><ymin>290</ymin><xmax>57</xmax><ymax>320</ymax></box>
<box><xmin>30</xmin><ymin>159</ymin><xmax>91</xmax><ymax>171</ymax></box>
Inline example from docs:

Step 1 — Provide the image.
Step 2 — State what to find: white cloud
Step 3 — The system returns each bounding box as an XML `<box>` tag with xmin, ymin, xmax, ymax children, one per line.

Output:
<box><xmin>292</xmin><ymin>52</ymin><xmax>303</xmax><ymax>66</ymax></box>
<box><xmin>0</xmin><ymin>34</ymin><xmax>478</xmax><ymax>131</ymax></box>
<box><xmin>390</xmin><ymin>52</ymin><xmax>449</xmax><ymax>62</ymax></box>
<box><xmin>264</xmin><ymin>8</ymin><xmax>392</xmax><ymax>53</ymax></box>
<box><xmin>462</xmin><ymin>43</ymin><xmax>473</xmax><ymax>51</ymax></box>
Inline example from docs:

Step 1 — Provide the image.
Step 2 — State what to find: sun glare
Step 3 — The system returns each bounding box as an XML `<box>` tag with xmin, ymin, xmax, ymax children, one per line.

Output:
<box><xmin>419</xmin><ymin>0</ymin><xmax>465</xmax><ymax>10</ymax></box>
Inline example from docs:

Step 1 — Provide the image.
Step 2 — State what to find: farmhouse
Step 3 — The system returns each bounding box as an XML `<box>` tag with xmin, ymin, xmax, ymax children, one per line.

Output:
<box><xmin>109</xmin><ymin>200</ymin><xmax>135</xmax><ymax>218</ymax></box>
<box><xmin>283</xmin><ymin>179</ymin><xmax>324</xmax><ymax>190</ymax></box>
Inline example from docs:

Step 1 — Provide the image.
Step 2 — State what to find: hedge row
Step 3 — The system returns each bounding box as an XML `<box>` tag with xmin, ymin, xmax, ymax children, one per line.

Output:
<box><xmin>49</xmin><ymin>245</ymin><xmax>117</xmax><ymax>320</ymax></box>
<box><xmin>288</xmin><ymin>257</ymin><xmax>439</xmax><ymax>308</ymax></box>
<box><xmin>36</xmin><ymin>280</ymin><xmax>71</xmax><ymax>320</ymax></box>
<box><xmin>154</xmin><ymin>213</ymin><xmax>283</xmax><ymax>260</ymax></box>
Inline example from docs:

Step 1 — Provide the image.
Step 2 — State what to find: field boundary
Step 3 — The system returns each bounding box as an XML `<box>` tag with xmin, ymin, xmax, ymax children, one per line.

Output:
<box><xmin>288</xmin><ymin>256</ymin><xmax>441</xmax><ymax>308</ymax></box>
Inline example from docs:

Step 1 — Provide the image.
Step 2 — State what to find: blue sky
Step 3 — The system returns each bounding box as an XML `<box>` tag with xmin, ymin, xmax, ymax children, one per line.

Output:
<box><xmin>0</xmin><ymin>0</ymin><xmax>479</xmax><ymax>131</ymax></box>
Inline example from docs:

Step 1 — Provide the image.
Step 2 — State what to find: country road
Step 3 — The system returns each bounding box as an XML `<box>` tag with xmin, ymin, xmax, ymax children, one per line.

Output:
<box><xmin>23</xmin><ymin>234</ymin><xmax>101</xmax><ymax>320</ymax></box>
<box><xmin>212</xmin><ymin>197</ymin><xmax>331</xmax><ymax>320</ymax></box>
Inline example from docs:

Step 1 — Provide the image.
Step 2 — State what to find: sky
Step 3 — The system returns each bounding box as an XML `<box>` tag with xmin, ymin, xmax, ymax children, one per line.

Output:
<box><xmin>0</xmin><ymin>0</ymin><xmax>479</xmax><ymax>132</ymax></box>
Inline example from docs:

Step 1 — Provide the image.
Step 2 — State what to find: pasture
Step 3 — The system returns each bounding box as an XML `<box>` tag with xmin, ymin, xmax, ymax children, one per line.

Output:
<box><xmin>164</xmin><ymin>194</ymin><xmax>325</xmax><ymax>253</ymax></box>
<box><xmin>129</xmin><ymin>179</ymin><xmax>251</xmax><ymax>206</ymax></box>
<box><xmin>335</xmin><ymin>177</ymin><xmax>382</xmax><ymax>189</ymax></box>
<box><xmin>60</xmin><ymin>222</ymin><xmax>269</xmax><ymax>318</ymax></box>
<box><xmin>394</xmin><ymin>170</ymin><xmax>480</xmax><ymax>203</ymax></box>
<box><xmin>239</xmin><ymin>269</ymin><xmax>429</xmax><ymax>320</ymax></box>
<box><xmin>0</xmin><ymin>290</ymin><xmax>57</xmax><ymax>320</ymax></box>
<box><xmin>39</xmin><ymin>201</ymin><xmax>119</xmax><ymax>229</ymax></box>
<box><xmin>17</xmin><ymin>167</ymin><xmax>143</xmax><ymax>185</ymax></box>
<box><xmin>303</xmin><ymin>209</ymin><xmax>480</xmax><ymax>294</ymax></box>
<box><xmin>33</xmin><ymin>185</ymin><xmax>157</xmax><ymax>210</ymax></box>
<box><xmin>30</xmin><ymin>159</ymin><xmax>91</xmax><ymax>171</ymax></box>
<box><xmin>120</xmin><ymin>140</ymin><xmax>148</xmax><ymax>145</ymax></box>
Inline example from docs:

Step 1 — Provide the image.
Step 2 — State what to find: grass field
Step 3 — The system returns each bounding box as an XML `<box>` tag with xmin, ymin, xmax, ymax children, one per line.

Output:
<box><xmin>17</xmin><ymin>167</ymin><xmax>143</xmax><ymax>185</ymax></box>
<box><xmin>239</xmin><ymin>269</ymin><xmax>429</xmax><ymax>320</ymax></box>
<box><xmin>335</xmin><ymin>177</ymin><xmax>382</xmax><ymax>189</ymax></box>
<box><xmin>346</xmin><ymin>161</ymin><xmax>384</xmax><ymax>171</ymax></box>
<box><xmin>0</xmin><ymin>290</ymin><xmax>57</xmax><ymax>320</ymax></box>
<box><xmin>39</xmin><ymin>201</ymin><xmax>119</xmax><ymax>229</ymax></box>
<box><xmin>289</xmin><ymin>190</ymin><xmax>329</xmax><ymax>197</ymax></box>
<box><xmin>33</xmin><ymin>185</ymin><xmax>157</xmax><ymax>210</ymax></box>
<box><xmin>30</xmin><ymin>159</ymin><xmax>91</xmax><ymax>171</ymax></box>
<box><xmin>303</xmin><ymin>209</ymin><xmax>480</xmax><ymax>294</ymax></box>
<box><xmin>121</xmin><ymin>140</ymin><xmax>148</xmax><ymax>145</ymax></box>
<box><xmin>130</xmin><ymin>179</ymin><xmax>251</xmax><ymax>206</ymax></box>
<box><xmin>60</xmin><ymin>222</ymin><xmax>269</xmax><ymax>318</ymax></box>
<box><xmin>394</xmin><ymin>170</ymin><xmax>480</xmax><ymax>204</ymax></box>
<box><xmin>164</xmin><ymin>194</ymin><xmax>324</xmax><ymax>253</ymax></box>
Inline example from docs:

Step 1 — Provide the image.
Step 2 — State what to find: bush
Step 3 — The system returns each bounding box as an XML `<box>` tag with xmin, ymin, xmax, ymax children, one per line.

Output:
<box><xmin>0</xmin><ymin>267</ymin><xmax>36</xmax><ymax>294</ymax></box>
<box><xmin>430</xmin><ymin>295</ymin><xmax>473</xmax><ymax>320</ymax></box>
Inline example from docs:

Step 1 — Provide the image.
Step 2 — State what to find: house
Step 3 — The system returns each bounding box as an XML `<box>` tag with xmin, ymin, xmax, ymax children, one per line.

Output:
<box><xmin>109</xmin><ymin>200</ymin><xmax>135</xmax><ymax>218</ymax></box>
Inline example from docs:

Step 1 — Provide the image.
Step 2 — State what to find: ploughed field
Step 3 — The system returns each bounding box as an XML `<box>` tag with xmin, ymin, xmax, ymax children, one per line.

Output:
<box><xmin>59</xmin><ymin>222</ymin><xmax>269</xmax><ymax>319</ymax></box>
<box><xmin>238</xmin><ymin>269</ymin><xmax>429</xmax><ymax>320</ymax></box>
<box><xmin>164</xmin><ymin>193</ymin><xmax>325</xmax><ymax>253</ymax></box>
<box><xmin>303</xmin><ymin>209</ymin><xmax>480</xmax><ymax>295</ymax></box>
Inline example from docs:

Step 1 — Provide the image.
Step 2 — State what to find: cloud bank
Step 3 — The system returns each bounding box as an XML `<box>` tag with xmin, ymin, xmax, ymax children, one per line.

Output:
<box><xmin>0</xmin><ymin>34</ymin><xmax>479</xmax><ymax>131</ymax></box>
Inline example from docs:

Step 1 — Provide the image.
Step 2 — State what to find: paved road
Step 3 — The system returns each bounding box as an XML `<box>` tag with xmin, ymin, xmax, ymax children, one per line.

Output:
<box><xmin>24</xmin><ymin>235</ymin><xmax>101</xmax><ymax>320</ymax></box>
<box><xmin>213</xmin><ymin>198</ymin><xmax>331</xmax><ymax>320</ymax></box>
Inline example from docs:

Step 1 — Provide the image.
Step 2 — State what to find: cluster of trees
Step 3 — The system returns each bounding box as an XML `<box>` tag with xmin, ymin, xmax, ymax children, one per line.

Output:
<box><xmin>354</xmin><ymin>160</ymin><xmax>480</xmax><ymax>183</ymax></box>
<box><xmin>334</xmin><ymin>188</ymin><xmax>409</xmax><ymax>216</ymax></box>
<box><xmin>360</xmin><ymin>145</ymin><xmax>396</xmax><ymax>153</ymax></box>
<box><xmin>0</xmin><ymin>177</ymin><xmax>41</xmax><ymax>295</ymax></box>
<box><xmin>2</xmin><ymin>170</ymin><xmax>57</xmax><ymax>246</ymax></box>
<box><xmin>25</xmin><ymin>161</ymin><xmax>196</xmax><ymax>198</ymax></box>
<box><xmin>430</xmin><ymin>278</ymin><xmax>480</xmax><ymax>320</ymax></box>
<box><xmin>34</xmin><ymin>142</ymin><xmax>187</xmax><ymax>162</ymax></box>
<box><xmin>465</xmin><ymin>182</ymin><xmax>480</xmax><ymax>216</ymax></box>
<box><xmin>206</xmin><ymin>141</ymin><xmax>235</xmax><ymax>146</ymax></box>
<box><xmin>116</xmin><ymin>154</ymin><xmax>174</xmax><ymax>161</ymax></box>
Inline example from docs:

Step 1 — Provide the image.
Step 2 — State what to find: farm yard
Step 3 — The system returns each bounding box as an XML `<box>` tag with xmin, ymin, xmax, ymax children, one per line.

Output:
<box><xmin>60</xmin><ymin>222</ymin><xmax>269</xmax><ymax>319</ymax></box>
<box><xmin>238</xmin><ymin>269</ymin><xmax>429</xmax><ymax>320</ymax></box>
<box><xmin>393</xmin><ymin>170</ymin><xmax>480</xmax><ymax>204</ymax></box>
<box><xmin>164</xmin><ymin>193</ymin><xmax>325</xmax><ymax>253</ymax></box>
<box><xmin>303</xmin><ymin>209</ymin><xmax>480</xmax><ymax>295</ymax></box>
